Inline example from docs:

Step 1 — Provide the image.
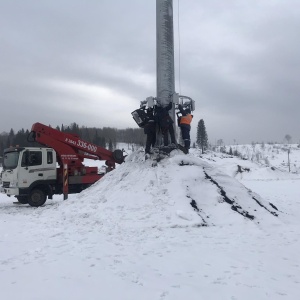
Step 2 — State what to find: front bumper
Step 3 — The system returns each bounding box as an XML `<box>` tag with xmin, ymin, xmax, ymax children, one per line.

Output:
<box><xmin>0</xmin><ymin>187</ymin><xmax>19</xmax><ymax>196</ymax></box>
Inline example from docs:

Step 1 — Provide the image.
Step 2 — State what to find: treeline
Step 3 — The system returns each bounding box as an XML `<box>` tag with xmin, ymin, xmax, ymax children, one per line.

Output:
<box><xmin>0</xmin><ymin>122</ymin><xmax>145</xmax><ymax>154</ymax></box>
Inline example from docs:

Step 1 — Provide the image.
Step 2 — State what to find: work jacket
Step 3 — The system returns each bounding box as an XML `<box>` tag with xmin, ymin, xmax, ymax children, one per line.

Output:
<box><xmin>179</xmin><ymin>114</ymin><xmax>193</xmax><ymax>125</ymax></box>
<box><xmin>154</xmin><ymin>102</ymin><xmax>173</xmax><ymax>129</ymax></box>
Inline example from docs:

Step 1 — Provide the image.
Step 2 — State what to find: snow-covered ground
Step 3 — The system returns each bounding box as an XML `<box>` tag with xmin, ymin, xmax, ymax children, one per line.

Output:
<box><xmin>0</xmin><ymin>145</ymin><xmax>300</xmax><ymax>300</ymax></box>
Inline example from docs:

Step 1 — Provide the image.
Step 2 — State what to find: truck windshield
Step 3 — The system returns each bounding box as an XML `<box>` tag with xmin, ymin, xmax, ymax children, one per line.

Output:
<box><xmin>3</xmin><ymin>151</ymin><xmax>20</xmax><ymax>170</ymax></box>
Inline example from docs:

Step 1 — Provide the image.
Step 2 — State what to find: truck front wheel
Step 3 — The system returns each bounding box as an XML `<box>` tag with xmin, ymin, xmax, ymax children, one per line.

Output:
<box><xmin>28</xmin><ymin>189</ymin><xmax>47</xmax><ymax>207</ymax></box>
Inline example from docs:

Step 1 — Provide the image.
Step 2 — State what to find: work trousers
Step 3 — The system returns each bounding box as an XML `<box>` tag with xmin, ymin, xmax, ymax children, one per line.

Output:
<box><xmin>163</xmin><ymin>125</ymin><xmax>176</xmax><ymax>146</ymax></box>
<box><xmin>144</xmin><ymin>123</ymin><xmax>156</xmax><ymax>153</ymax></box>
<box><xmin>180</xmin><ymin>125</ymin><xmax>191</xmax><ymax>149</ymax></box>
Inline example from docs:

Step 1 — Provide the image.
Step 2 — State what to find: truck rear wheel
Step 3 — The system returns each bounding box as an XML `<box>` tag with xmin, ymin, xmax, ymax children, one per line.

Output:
<box><xmin>28</xmin><ymin>189</ymin><xmax>47</xmax><ymax>207</ymax></box>
<box><xmin>16</xmin><ymin>196</ymin><xmax>28</xmax><ymax>204</ymax></box>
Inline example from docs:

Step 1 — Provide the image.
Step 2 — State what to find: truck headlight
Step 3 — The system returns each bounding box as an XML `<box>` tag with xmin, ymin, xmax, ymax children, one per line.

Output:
<box><xmin>9</xmin><ymin>181</ymin><xmax>18</xmax><ymax>188</ymax></box>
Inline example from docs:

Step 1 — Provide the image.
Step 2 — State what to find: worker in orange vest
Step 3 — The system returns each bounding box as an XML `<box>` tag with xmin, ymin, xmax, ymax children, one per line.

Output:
<box><xmin>177</xmin><ymin>104</ymin><xmax>193</xmax><ymax>152</ymax></box>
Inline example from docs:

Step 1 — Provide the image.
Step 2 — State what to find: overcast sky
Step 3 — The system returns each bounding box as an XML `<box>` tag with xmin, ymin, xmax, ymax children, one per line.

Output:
<box><xmin>1</xmin><ymin>0</ymin><xmax>299</xmax><ymax>144</ymax></box>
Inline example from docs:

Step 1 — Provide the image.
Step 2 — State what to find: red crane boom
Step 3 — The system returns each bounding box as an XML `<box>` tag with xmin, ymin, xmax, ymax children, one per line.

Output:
<box><xmin>29</xmin><ymin>122</ymin><xmax>124</xmax><ymax>199</ymax></box>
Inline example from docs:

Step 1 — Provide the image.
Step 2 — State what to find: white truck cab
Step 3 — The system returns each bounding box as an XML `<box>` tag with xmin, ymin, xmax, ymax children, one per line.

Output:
<box><xmin>0</xmin><ymin>147</ymin><xmax>57</xmax><ymax>206</ymax></box>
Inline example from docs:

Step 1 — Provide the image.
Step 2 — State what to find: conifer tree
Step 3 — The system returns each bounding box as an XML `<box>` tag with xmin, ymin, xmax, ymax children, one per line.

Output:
<box><xmin>196</xmin><ymin>119</ymin><xmax>208</xmax><ymax>154</ymax></box>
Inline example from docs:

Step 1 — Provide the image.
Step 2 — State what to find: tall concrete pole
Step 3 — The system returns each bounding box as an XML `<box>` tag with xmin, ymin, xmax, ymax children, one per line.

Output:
<box><xmin>156</xmin><ymin>0</ymin><xmax>176</xmax><ymax>125</ymax></box>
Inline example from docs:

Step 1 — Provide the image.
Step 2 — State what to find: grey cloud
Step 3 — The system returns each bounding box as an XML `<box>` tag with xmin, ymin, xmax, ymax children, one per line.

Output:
<box><xmin>0</xmin><ymin>0</ymin><xmax>299</xmax><ymax>144</ymax></box>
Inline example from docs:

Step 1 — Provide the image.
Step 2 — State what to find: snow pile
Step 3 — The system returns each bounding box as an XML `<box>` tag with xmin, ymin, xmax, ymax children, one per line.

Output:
<box><xmin>50</xmin><ymin>150</ymin><xmax>281</xmax><ymax>232</ymax></box>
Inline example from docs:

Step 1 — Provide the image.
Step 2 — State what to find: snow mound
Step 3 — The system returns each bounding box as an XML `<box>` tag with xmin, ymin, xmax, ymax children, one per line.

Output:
<box><xmin>53</xmin><ymin>150</ymin><xmax>281</xmax><ymax>231</ymax></box>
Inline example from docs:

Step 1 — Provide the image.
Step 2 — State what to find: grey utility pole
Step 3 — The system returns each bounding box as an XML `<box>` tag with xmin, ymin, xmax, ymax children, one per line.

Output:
<box><xmin>156</xmin><ymin>0</ymin><xmax>176</xmax><ymax>126</ymax></box>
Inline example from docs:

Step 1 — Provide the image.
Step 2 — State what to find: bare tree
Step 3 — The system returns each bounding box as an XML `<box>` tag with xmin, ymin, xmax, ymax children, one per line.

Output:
<box><xmin>285</xmin><ymin>134</ymin><xmax>292</xmax><ymax>144</ymax></box>
<box><xmin>217</xmin><ymin>139</ymin><xmax>223</xmax><ymax>146</ymax></box>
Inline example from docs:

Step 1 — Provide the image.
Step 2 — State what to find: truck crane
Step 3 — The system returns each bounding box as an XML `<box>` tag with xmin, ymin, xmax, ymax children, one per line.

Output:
<box><xmin>0</xmin><ymin>123</ymin><xmax>125</xmax><ymax>207</ymax></box>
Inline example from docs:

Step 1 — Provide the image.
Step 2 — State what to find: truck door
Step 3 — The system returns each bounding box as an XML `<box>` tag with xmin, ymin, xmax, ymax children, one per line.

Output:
<box><xmin>18</xmin><ymin>150</ymin><xmax>44</xmax><ymax>189</ymax></box>
<box><xmin>18</xmin><ymin>149</ymin><xmax>56</xmax><ymax>190</ymax></box>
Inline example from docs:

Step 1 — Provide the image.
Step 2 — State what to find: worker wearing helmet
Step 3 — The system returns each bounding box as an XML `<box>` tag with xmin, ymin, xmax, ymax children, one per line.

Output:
<box><xmin>177</xmin><ymin>104</ymin><xmax>193</xmax><ymax>152</ymax></box>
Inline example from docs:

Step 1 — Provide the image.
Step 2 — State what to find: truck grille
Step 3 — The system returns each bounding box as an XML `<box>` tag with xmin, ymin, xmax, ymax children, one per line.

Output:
<box><xmin>2</xmin><ymin>182</ymin><xmax>10</xmax><ymax>188</ymax></box>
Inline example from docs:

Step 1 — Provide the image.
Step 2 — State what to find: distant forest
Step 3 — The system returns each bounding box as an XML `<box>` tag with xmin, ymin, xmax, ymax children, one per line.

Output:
<box><xmin>0</xmin><ymin>122</ymin><xmax>145</xmax><ymax>154</ymax></box>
